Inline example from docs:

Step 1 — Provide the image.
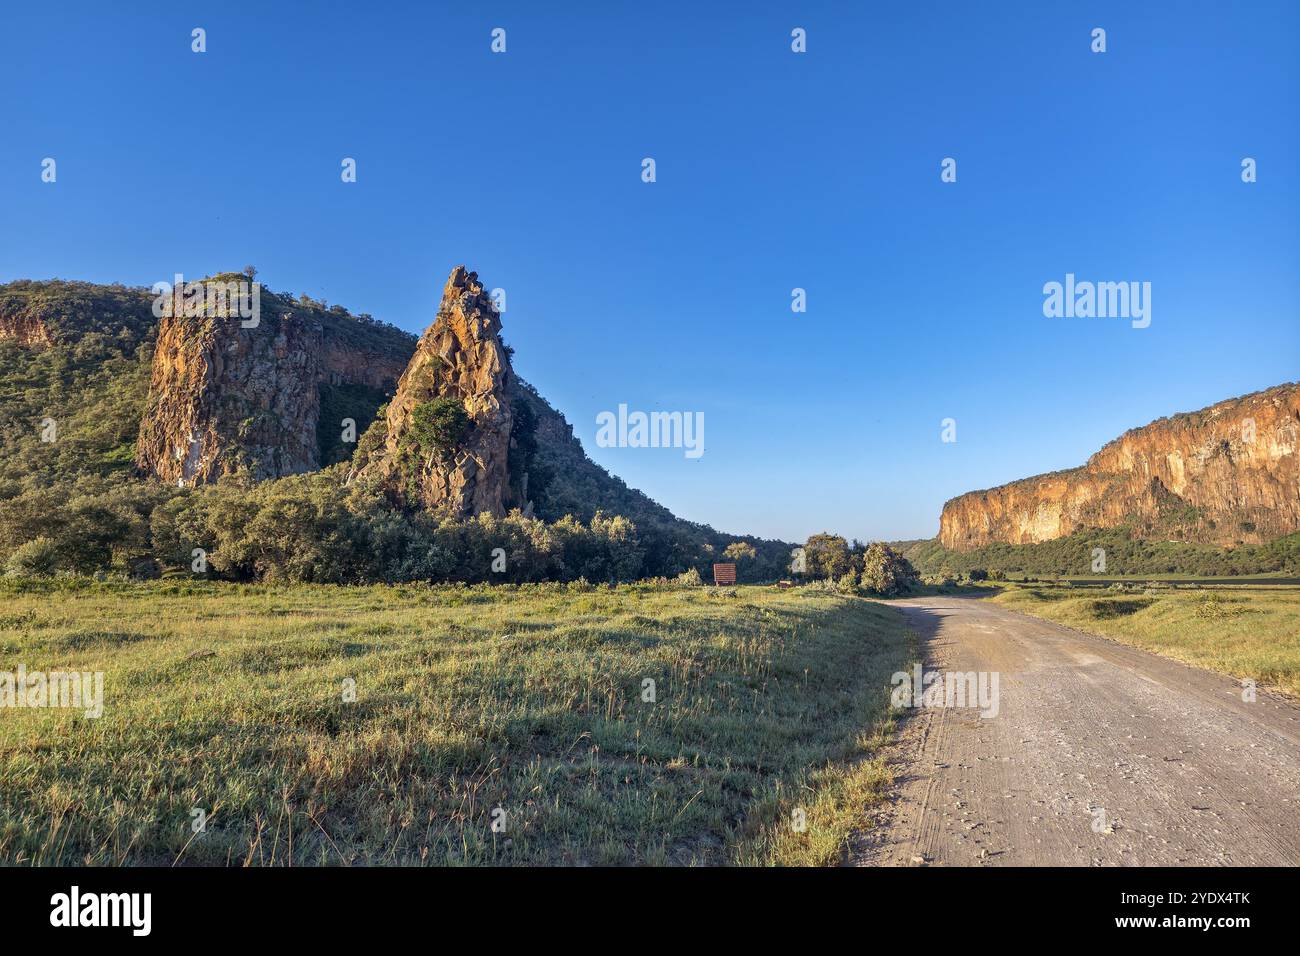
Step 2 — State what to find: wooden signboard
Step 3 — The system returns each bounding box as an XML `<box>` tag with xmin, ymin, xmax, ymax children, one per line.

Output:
<box><xmin>712</xmin><ymin>562</ymin><xmax>737</xmax><ymax>585</ymax></box>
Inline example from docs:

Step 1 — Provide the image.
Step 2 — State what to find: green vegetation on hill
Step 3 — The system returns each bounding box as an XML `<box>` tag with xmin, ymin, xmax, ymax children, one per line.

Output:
<box><xmin>0</xmin><ymin>579</ymin><xmax>911</xmax><ymax>865</ymax></box>
<box><xmin>0</xmin><ymin>279</ymin><xmax>157</xmax><ymax>347</ymax></box>
<box><xmin>900</xmin><ymin>528</ymin><xmax>1300</xmax><ymax>579</ymax></box>
<box><xmin>0</xmin><ymin>279</ymin><xmax>795</xmax><ymax>585</ymax></box>
<box><xmin>0</xmin><ymin>282</ymin><xmax>156</xmax><ymax>493</ymax></box>
<box><xmin>202</xmin><ymin>270</ymin><xmax>419</xmax><ymax>361</ymax></box>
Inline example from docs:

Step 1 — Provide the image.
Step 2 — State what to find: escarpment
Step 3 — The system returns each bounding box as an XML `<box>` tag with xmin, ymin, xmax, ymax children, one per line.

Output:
<box><xmin>321</xmin><ymin>338</ymin><xmax>407</xmax><ymax>391</ymax></box>
<box><xmin>135</xmin><ymin>281</ymin><xmax>415</xmax><ymax>487</ymax></box>
<box><xmin>939</xmin><ymin>383</ymin><xmax>1300</xmax><ymax>550</ymax></box>
<box><xmin>136</xmin><ymin>305</ymin><xmax>323</xmax><ymax>486</ymax></box>
<box><xmin>349</xmin><ymin>266</ymin><xmax>519</xmax><ymax>516</ymax></box>
<box><xmin>130</xmin><ymin>266</ymin><xmax>578</xmax><ymax>522</ymax></box>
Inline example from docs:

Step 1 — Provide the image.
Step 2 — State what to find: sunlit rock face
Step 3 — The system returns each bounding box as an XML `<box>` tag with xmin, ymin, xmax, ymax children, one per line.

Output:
<box><xmin>939</xmin><ymin>383</ymin><xmax>1300</xmax><ymax>550</ymax></box>
<box><xmin>349</xmin><ymin>266</ymin><xmax>516</xmax><ymax>517</ymax></box>
<box><xmin>0</xmin><ymin>310</ymin><xmax>54</xmax><ymax>347</ymax></box>
<box><xmin>135</xmin><ymin>306</ymin><xmax>326</xmax><ymax>486</ymax></box>
<box><xmin>135</xmin><ymin>286</ymin><xmax>412</xmax><ymax>487</ymax></box>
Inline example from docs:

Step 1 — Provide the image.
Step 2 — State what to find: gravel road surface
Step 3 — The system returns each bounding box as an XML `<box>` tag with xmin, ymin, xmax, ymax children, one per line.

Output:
<box><xmin>854</xmin><ymin>596</ymin><xmax>1300</xmax><ymax>866</ymax></box>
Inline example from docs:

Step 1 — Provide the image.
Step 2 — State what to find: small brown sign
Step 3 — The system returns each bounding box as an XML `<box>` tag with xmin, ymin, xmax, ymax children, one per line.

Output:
<box><xmin>712</xmin><ymin>562</ymin><xmax>737</xmax><ymax>585</ymax></box>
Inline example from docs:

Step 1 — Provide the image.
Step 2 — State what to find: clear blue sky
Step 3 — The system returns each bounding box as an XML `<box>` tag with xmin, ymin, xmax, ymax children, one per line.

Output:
<box><xmin>3</xmin><ymin>2</ymin><xmax>1296</xmax><ymax>542</ymax></box>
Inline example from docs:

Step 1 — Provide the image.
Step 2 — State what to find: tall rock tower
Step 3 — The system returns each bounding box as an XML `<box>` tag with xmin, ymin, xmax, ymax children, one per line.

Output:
<box><xmin>350</xmin><ymin>266</ymin><xmax>516</xmax><ymax>516</ymax></box>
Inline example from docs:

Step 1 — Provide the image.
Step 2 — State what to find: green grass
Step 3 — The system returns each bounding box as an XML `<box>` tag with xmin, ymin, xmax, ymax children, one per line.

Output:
<box><xmin>988</xmin><ymin>583</ymin><xmax>1300</xmax><ymax>697</ymax></box>
<box><xmin>0</xmin><ymin>579</ymin><xmax>910</xmax><ymax>866</ymax></box>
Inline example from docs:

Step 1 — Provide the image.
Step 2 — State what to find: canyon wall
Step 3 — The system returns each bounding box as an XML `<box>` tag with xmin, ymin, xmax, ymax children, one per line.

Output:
<box><xmin>939</xmin><ymin>383</ymin><xmax>1300</xmax><ymax>550</ymax></box>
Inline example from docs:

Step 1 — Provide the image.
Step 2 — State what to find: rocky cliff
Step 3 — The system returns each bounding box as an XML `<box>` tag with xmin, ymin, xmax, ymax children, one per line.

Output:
<box><xmin>136</xmin><ymin>301</ymin><xmax>322</xmax><ymax>485</ymax></box>
<box><xmin>0</xmin><ymin>280</ymin><xmax>157</xmax><ymax>349</ymax></box>
<box><xmin>0</xmin><ymin>274</ymin><xmax>719</xmax><ymax>533</ymax></box>
<box><xmin>135</xmin><ymin>279</ymin><xmax>413</xmax><ymax>487</ymax></box>
<box><xmin>939</xmin><ymin>383</ymin><xmax>1300</xmax><ymax>550</ymax></box>
<box><xmin>0</xmin><ymin>310</ymin><xmax>54</xmax><ymax>347</ymax></box>
<box><xmin>349</xmin><ymin>267</ymin><xmax>517</xmax><ymax>516</ymax></box>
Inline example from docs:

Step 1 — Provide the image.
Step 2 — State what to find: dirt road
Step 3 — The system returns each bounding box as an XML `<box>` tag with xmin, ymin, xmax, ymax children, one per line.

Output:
<box><xmin>854</xmin><ymin>596</ymin><xmax>1300</xmax><ymax>866</ymax></box>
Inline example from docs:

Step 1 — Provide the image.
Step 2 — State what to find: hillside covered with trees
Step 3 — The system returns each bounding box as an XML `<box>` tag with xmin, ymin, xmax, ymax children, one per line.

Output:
<box><xmin>0</xmin><ymin>278</ymin><xmax>794</xmax><ymax>584</ymax></box>
<box><xmin>899</xmin><ymin>527</ymin><xmax>1300</xmax><ymax>579</ymax></box>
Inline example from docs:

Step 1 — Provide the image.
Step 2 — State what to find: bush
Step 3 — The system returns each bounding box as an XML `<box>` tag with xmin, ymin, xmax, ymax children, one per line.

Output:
<box><xmin>1088</xmin><ymin>598</ymin><xmax>1155</xmax><ymax>619</ymax></box>
<box><xmin>723</xmin><ymin>541</ymin><xmax>757</xmax><ymax>562</ymax></box>
<box><xmin>803</xmin><ymin>533</ymin><xmax>853</xmax><ymax>580</ymax></box>
<box><xmin>143</xmin><ymin>471</ymin><xmax>660</xmax><ymax>586</ymax></box>
<box><xmin>5</xmin><ymin>537</ymin><xmax>60</xmax><ymax>576</ymax></box>
<box><xmin>860</xmin><ymin>542</ymin><xmax>918</xmax><ymax>596</ymax></box>
<box><xmin>409</xmin><ymin>399</ymin><xmax>470</xmax><ymax>457</ymax></box>
<box><xmin>1193</xmin><ymin>592</ymin><xmax>1247</xmax><ymax>620</ymax></box>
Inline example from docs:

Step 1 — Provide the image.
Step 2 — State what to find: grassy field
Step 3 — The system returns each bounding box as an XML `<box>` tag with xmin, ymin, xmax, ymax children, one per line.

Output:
<box><xmin>988</xmin><ymin>583</ymin><xmax>1300</xmax><ymax>697</ymax></box>
<box><xmin>0</xmin><ymin>578</ymin><xmax>912</xmax><ymax>866</ymax></box>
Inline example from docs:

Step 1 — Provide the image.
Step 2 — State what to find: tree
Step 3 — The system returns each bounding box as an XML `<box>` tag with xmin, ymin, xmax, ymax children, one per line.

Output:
<box><xmin>723</xmin><ymin>541</ymin><xmax>757</xmax><ymax>562</ymax></box>
<box><xmin>4</xmin><ymin>537</ymin><xmax>59</xmax><ymax>576</ymax></box>
<box><xmin>803</xmin><ymin>533</ymin><xmax>852</xmax><ymax>580</ymax></box>
<box><xmin>591</xmin><ymin>511</ymin><xmax>644</xmax><ymax>582</ymax></box>
<box><xmin>860</xmin><ymin>542</ymin><xmax>918</xmax><ymax>596</ymax></box>
<box><xmin>408</xmin><ymin>399</ymin><xmax>470</xmax><ymax>459</ymax></box>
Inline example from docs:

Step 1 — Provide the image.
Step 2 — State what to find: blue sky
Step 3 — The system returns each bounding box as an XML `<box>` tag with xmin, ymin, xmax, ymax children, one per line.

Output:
<box><xmin>2</xmin><ymin>1</ymin><xmax>1296</xmax><ymax>542</ymax></box>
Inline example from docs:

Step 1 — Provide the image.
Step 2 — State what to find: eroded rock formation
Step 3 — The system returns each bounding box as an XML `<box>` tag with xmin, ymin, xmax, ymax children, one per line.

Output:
<box><xmin>136</xmin><ymin>305</ymin><xmax>326</xmax><ymax>486</ymax></box>
<box><xmin>135</xmin><ymin>285</ymin><xmax>413</xmax><ymax>486</ymax></box>
<box><xmin>939</xmin><ymin>383</ymin><xmax>1300</xmax><ymax>550</ymax></box>
<box><xmin>0</xmin><ymin>310</ymin><xmax>54</xmax><ymax>347</ymax></box>
<box><xmin>350</xmin><ymin>267</ymin><xmax>516</xmax><ymax>516</ymax></box>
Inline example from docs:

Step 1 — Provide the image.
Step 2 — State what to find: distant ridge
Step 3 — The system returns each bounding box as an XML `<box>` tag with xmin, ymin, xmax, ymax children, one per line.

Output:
<box><xmin>939</xmin><ymin>383</ymin><xmax>1300</xmax><ymax>550</ymax></box>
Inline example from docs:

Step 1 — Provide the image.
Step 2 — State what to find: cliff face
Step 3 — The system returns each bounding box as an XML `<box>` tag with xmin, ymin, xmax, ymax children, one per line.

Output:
<box><xmin>136</xmin><ymin>304</ymin><xmax>326</xmax><ymax>486</ymax></box>
<box><xmin>135</xmin><ymin>284</ymin><xmax>414</xmax><ymax>487</ymax></box>
<box><xmin>0</xmin><ymin>310</ymin><xmax>54</xmax><ymax>347</ymax></box>
<box><xmin>321</xmin><ymin>339</ymin><xmax>406</xmax><ymax>391</ymax></box>
<box><xmin>939</xmin><ymin>383</ymin><xmax>1300</xmax><ymax>550</ymax></box>
<box><xmin>350</xmin><ymin>267</ymin><xmax>516</xmax><ymax>516</ymax></box>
